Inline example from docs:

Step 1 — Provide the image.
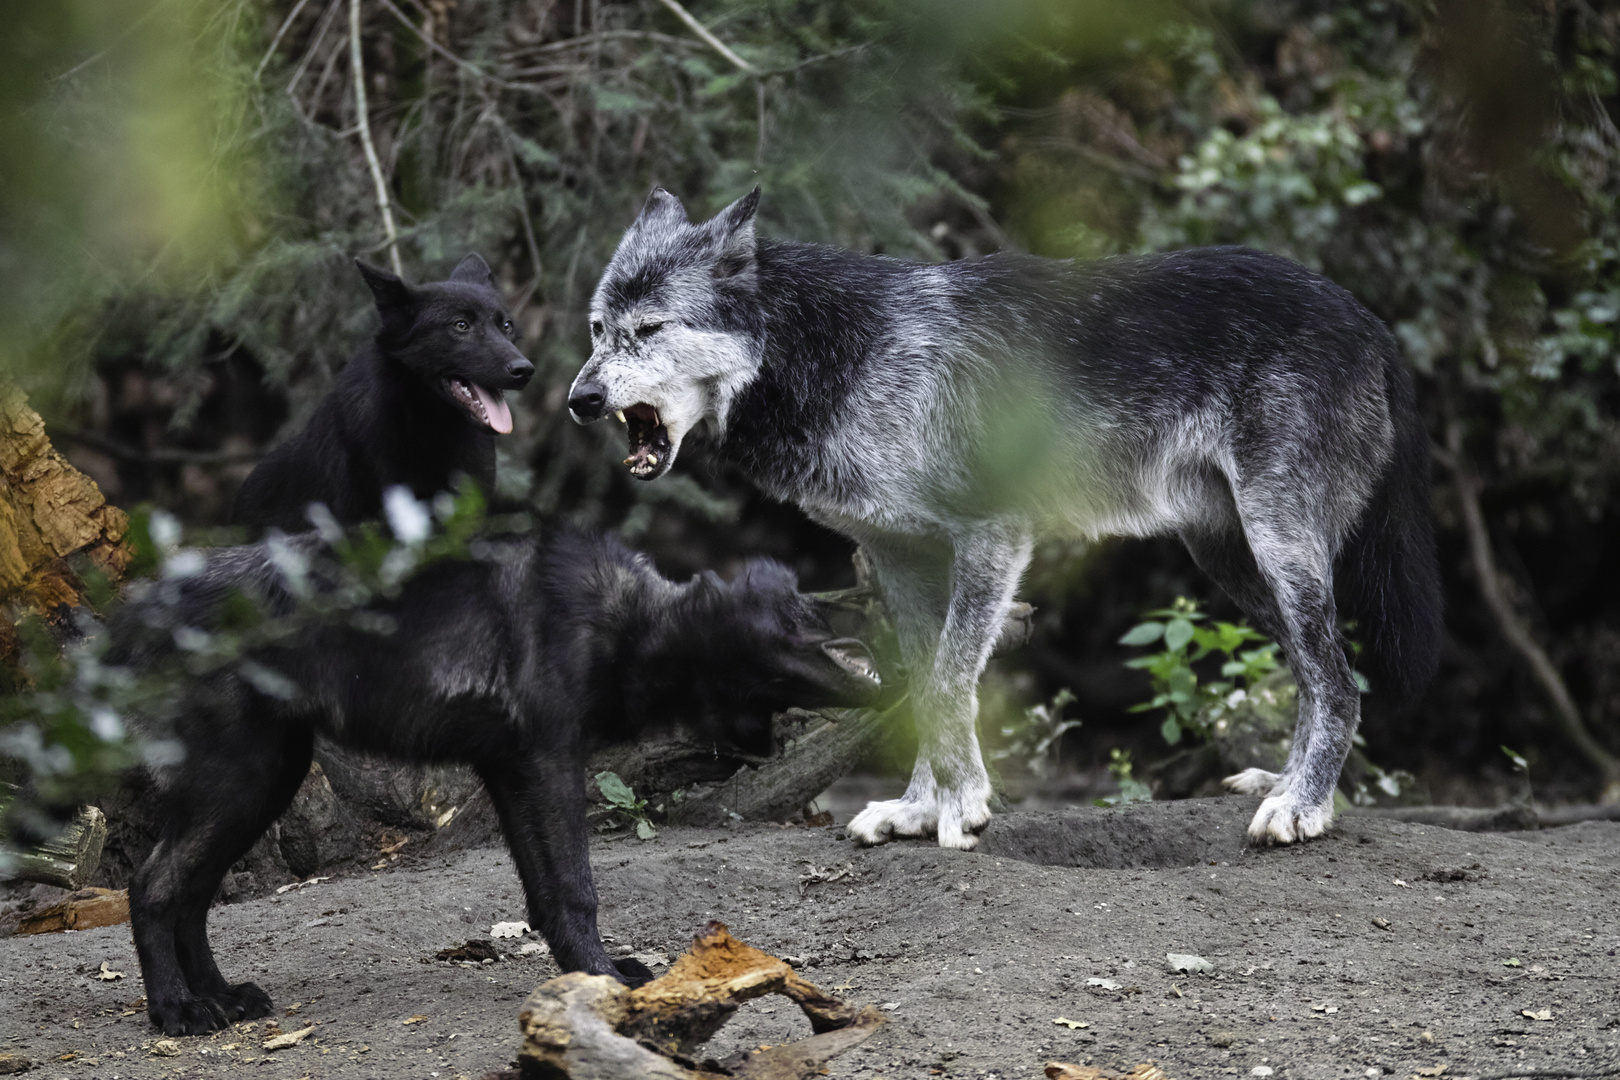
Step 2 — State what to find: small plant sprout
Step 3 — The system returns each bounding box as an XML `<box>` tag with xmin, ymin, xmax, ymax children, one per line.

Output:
<box><xmin>595</xmin><ymin>771</ymin><xmax>657</xmax><ymax>840</ymax></box>
<box><xmin>1118</xmin><ymin>596</ymin><xmax>1279</xmax><ymax>746</ymax></box>
<box><xmin>991</xmin><ymin>687</ymin><xmax>1081</xmax><ymax>778</ymax></box>
<box><xmin>1097</xmin><ymin>748</ymin><xmax>1153</xmax><ymax>806</ymax></box>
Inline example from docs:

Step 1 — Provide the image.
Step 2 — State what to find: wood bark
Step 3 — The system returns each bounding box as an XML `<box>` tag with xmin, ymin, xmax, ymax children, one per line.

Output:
<box><xmin>516</xmin><ymin>922</ymin><xmax>882</xmax><ymax>1079</ymax></box>
<box><xmin>8</xmin><ymin>803</ymin><xmax>106</xmax><ymax>889</ymax></box>
<box><xmin>0</xmin><ymin>384</ymin><xmax>131</xmax><ymax>638</ymax></box>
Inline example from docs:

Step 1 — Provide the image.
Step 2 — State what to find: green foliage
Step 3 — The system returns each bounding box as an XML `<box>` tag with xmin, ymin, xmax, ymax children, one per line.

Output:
<box><xmin>594</xmin><ymin>770</ymin><xmax>657</xmax><ymax>840</ymax></box>
<box><xmin>1096</xmin><ymin>747</ymin><xmax>1151</xmax><ymax>807</ymax></box>
<box><xmin>989</xmin><ymin>686</ymin><xmax>1080</xmax><ymax>778</ymax></box>
<box><xmin>1120</xmin><ymin>596</ymin><xmax>1279</xmax><ymax>747</ymax></box>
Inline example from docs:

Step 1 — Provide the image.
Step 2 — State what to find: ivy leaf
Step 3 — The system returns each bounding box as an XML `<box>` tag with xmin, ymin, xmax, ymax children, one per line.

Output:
<box><xmin>1161</xmin><ymin>716</ymin><xmax>1183</xmax><ymax>745</ymax></box>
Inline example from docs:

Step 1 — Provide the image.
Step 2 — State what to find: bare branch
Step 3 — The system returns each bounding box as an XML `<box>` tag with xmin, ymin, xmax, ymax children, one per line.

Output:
<box><xmin>655</xmin><ymin>0</ymin><xmax>756</xmax><ymax>74</ymax></box>
<box><xmin>1444</xmin><ymin>420</ymin><xmax>1620</xmax><ymax>797</ymax></box>
<box><xmin>256</xmin><ymin>0</ymin><xmax>317</xmax><ymax>78</ymax></box>
<box><xmin>350</xmin><ymin>0</ymin><xmax>403</xmax><ymax>276</ymax></box>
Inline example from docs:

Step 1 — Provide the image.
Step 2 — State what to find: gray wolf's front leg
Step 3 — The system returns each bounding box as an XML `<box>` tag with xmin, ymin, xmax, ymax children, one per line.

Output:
<box><xmin>849</xmin><ymin>526</ymin><xmax>1032</xmax><ymax>850</ymax></box>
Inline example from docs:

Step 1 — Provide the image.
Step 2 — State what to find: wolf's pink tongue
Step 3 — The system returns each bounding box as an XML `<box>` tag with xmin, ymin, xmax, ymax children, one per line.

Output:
<box><xmin>473</xmin><ymin>383</ymin><xmax>513</xmax><ymax>434</ymax></box>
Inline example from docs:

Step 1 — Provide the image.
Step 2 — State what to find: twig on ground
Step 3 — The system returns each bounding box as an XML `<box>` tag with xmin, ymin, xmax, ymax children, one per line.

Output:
<box><xmin>1440</xmin><ymin>421</ymin><xmax>1620</xmax><ymax>800</ymax></box>
<box><xmin>655</xmin><ymin>0</ymin><xmax>756</xmax><ymax>73</ymax></box>
<box><xmin>350</xmin><ymin>0</ymin><xmax>403</xmax><ymax>276</ymax></box>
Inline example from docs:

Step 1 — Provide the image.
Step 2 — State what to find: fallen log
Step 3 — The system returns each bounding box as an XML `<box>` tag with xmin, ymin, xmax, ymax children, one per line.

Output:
<box><xmin>515</xmin><ymin>922</ymin><xmax>883</xmax><ymax>1079</ymax></box>
<box><xmin>6</xmin><ymin>803</ymin><xmax>106</xmax><ymax>889</ymax></box>
<box><xmin>16</xmin><ymin>886</ymin><xmax>129</xmax><ymax>935</ymax></box>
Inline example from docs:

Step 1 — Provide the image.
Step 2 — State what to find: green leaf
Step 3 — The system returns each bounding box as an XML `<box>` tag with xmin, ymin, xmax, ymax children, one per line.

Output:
<box><xmin>634</xmin><ymin>819</ymin><xmax>658</xmax><ymax>841</ymax></box>
<box><xmin>595</xmin><ymin>771</ymin><xmax>637</xmax><ymax>809</ymax></box>
<box><xmin>1161</xmin><ymin>716</ymin><xmax>1183</xmax><ymax>745</ymax></box>
<box><xmin>1119</xmin><ymin>622</ymin><xmax>1165</xmax><ymax>646</ymax></box>
<box><xmin>1164</xmin><ymin>618</ymin><xmax>1195</xmax><ymax>652</ymax></box>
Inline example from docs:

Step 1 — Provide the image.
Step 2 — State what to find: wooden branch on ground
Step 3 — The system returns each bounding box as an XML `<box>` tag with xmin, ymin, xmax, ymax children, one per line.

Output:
<box><xmin>516</xmin><ymin>921</ymin><xmax>882</xmax><ymax>1079</ymax></box>
<box><xmin>667</xmin><ymin>706</ymin><xmax>890</xmax><ymax>827</ymax></box>
<box><xmin>1441</xmin><ymin>421</ymin><xmax>1620</xmax><ymax>800</ymax></box>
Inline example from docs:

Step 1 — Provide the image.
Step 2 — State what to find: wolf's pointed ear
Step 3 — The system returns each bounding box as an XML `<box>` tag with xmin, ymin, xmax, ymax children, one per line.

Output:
<box><xmin>636</xmin><ymin>187</ymin><xmax>689</xmax><ymax>229</ymax></box>
<box><xmin>710</xmin><ymin>187</ymin><xmax>760</xmax><ymax>287</ymax></box>
<box><xmin>355</xmin><ymin>259</ymin><xmax>415</xmax><ymax>321</ymax></box>
<box><xmin>449</xmin><ymin>253</ymin><xmax>495</xmax><ymax>289</ymax></box>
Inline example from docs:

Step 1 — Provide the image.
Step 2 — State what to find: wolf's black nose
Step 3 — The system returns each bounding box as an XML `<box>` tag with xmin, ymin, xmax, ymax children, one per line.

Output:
<box><xmin>508</xmin><ymin>358</ymin><xmax>535</xmax><ymax>382</ymax></box>
<box><xmin>569</xmin><ymin>382</ymin><xmax>606</xmax><ymax>420</ymax></box>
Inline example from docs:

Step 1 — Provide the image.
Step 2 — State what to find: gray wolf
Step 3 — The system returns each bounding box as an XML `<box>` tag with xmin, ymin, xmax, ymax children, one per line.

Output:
<box><xmin>233</xmin><ymin>254</ymin><xmax>533</xmax><ymax>529</ymax></box>
<box><xmin>567</xmin><ymin>187</ymin><xmax>1441</xmax><ymax>850</ymax></box>
<box><xmin>106</xmin><ymin>523</ymin><xmax>879</xmax><ymax>1034</ymax></box>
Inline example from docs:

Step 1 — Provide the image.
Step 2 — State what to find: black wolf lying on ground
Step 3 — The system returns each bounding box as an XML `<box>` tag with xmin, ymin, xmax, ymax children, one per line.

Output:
<box><xmin>233</xmin><ymin>254</ymin><xmax>533</xmax><ymax>530</ymax></box>
<box><xmin>107</xmin><ymin>524</ymin><xmax>879</xmax><ymax>1035</ymax></box>
<box><xmin>569</xmin><ymin>187</ymin><xmax>1441</xmax><ymax>850</ymax></box>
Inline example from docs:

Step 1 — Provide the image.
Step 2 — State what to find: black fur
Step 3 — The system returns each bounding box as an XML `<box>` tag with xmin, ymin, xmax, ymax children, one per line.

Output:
<box><xmin>232</xmin><ymin>254</ymin><xmax>533</xmax><ymax>530</ymax></box>
<box><xmin>106</xmin><ymin>528</ymin><xmax>878</xmax><ymax>1035</ymax></box>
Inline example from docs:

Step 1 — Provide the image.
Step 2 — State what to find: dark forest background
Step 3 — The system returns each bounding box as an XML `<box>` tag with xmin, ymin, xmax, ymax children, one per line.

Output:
<box><xmin>8</xmin><ymin>0</ymin><xmax>1620</xmax><ymax>804</ymax></box>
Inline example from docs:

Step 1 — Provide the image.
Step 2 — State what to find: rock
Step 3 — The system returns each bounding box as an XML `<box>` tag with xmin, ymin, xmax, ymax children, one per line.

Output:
<box><xmin>276</xmin><ymin>761</ymin><xmax>365</xmax><ymax>878</ymax></box>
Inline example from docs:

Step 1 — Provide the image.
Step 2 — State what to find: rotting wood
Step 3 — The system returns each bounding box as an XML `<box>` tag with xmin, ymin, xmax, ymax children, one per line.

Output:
<box><xmin>8</xmin><ymin>803</ymin><xmax>107</xmax><ymax>889</ymax></box>
<box><xmin>516</xmin><ymin>921</ymin><xmax>883</xmax><ymax>1079</ymax></box>
<box><xmin>0</xmin><ymin>384</ymin><xmax>131</xmax><ymax>644</ymax></box>
<box><xmin>17</xmin><ymin>887</ymin><xmax>130</xmax><ymax>935</ymax></box>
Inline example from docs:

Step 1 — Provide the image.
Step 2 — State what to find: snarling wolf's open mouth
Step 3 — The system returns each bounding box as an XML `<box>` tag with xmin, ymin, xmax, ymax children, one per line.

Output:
<box><xmin>445</xmin><ymin>378</ymin><xmax>513</xmax><ymax>434</ymax></box>
<box><xmin>618</xmin><ymin>402</ymin><xmax>671</xmax><ymax>478</ymax></box>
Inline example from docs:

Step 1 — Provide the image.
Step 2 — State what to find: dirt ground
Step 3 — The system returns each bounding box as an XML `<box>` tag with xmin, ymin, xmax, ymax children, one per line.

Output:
<box><xmin>3</xmin><ymin>795</ymin><xmax>1619</xmax><ymax>1080</ymax></box>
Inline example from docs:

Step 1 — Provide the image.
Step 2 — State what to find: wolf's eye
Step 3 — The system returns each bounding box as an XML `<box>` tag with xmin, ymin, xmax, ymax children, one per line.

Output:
<box><xmin>502</xmin><ymin>319</ymin><xmax>513</xmax><ymax>333</ymax></box>
<box><xmin>453</xmin><ymin>319</ymin><xmax>470</xmax><ymax>332</ymax></box>
<box><xmin>636</xmin><ymin>322</ymin><xmax>664</xmax><ymax>339</ymax></box>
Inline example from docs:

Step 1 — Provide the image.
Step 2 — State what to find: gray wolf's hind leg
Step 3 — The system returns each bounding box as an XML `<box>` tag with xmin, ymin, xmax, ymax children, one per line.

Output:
<box><xmin>848</xmin><ymin>525</ymin><xmax>1032</xmax><ymax>851</ymax></box>
<box><xmin>1179</xmin><ymin>525</ymin><xmax>1295</xmax><ymax>799</ymax></box>
<box><xmin>1226</xmin><ymin>516</ymin><xmax>1357</xmax><ymax>844</ymax></box>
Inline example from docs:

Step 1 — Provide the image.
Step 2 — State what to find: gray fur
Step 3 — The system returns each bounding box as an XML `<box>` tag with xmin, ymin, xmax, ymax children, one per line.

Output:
<box><xmin>570</xmin><ymin>188</ymin><xmax>1442</xmax><ymax>849</ymax></box>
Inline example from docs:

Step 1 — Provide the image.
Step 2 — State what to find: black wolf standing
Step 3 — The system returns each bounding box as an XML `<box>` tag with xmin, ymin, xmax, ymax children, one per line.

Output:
<box><xmin>108</xmin><ymin>526</ymin><xmax>879</xmax><ymax>1034</ymax></box>
<box><xmin>567</xmin><ymin>187</ymin><xmax>1441</xmax><ymax>849</ymax></box>
<box><xmin>233</xmin><ymin>254</ymin><xmax>533</xmax><ymax>529</ymax></box>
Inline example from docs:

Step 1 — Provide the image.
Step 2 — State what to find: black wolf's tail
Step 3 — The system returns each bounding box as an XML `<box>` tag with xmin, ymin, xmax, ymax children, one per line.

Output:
<box><xmin>1335</xmin><ymin>352</ymin><xmax>1442</xmax><ymax>706</ymax></box>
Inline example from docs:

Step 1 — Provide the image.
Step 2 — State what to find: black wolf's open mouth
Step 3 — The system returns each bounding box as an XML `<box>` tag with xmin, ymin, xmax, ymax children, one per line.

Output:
<box><xmin>619</xmin><ymin>402</ymin><xmax>671</xmax><ymax>478</ymax></box>
<box><xmin>445</xmin><ymin>378</ymin><xmax>513</xmax><ymax>434</ymax></box>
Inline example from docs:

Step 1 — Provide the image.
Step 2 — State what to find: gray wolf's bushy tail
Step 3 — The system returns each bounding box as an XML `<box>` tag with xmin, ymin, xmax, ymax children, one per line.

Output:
<box><xmin>1336</xmin><ymin>353</ymin><xmax>1442</xmax><ymax>706</ymax></box>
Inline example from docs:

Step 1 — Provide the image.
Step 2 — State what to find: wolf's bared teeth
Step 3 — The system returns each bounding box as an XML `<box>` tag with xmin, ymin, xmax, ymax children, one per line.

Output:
<box><xmin>623</xmin><ymin>456</ymin><xmax>636</xmax><ymax>466</ymax></box>
<box><xmin>647</xmin><ymin>454</ymin><xmax>657</xmax><ymax>465</ymax></box>
<box><xmin>615</xmin><ymin>410</ymin><xmax>626</xmax><ymax>424</ymax></box>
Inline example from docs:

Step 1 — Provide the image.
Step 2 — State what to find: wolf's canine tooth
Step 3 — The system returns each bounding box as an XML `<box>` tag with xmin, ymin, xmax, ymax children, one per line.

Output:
<box><xmin>615</xmin><ymin>410</ymin><xmax>626</xmax><ymax>424</ymax></box>
<box><xmin>647</xmin><ymin>454</ymin><xmax>658</xmax><ymax>466</ymax></box>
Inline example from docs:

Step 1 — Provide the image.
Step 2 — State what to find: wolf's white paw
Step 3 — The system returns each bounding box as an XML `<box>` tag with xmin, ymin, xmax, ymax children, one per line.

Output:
<box><xmin>1246</xmin><ymin>790</ymin><xmax>1334</xmax><ymax>845</ymax></box>
<box><xmin>847</xmin><ymin>787</ymin><xmax>992</xmax><ymax>850</ymax></box>
<box><xmin>1223</xmin><ymin>767</ymin><xmax>1284</xmax><ymax>797</ymax></box>
<box><xmin>847</xmin><ymin>798</ymin><xmax>936</xmax><ymax>846</ymax></box>
<box><xmin>935</xmin><ymin>790</ymin><xmax>992</xmax><ymax>851</ymax></box>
